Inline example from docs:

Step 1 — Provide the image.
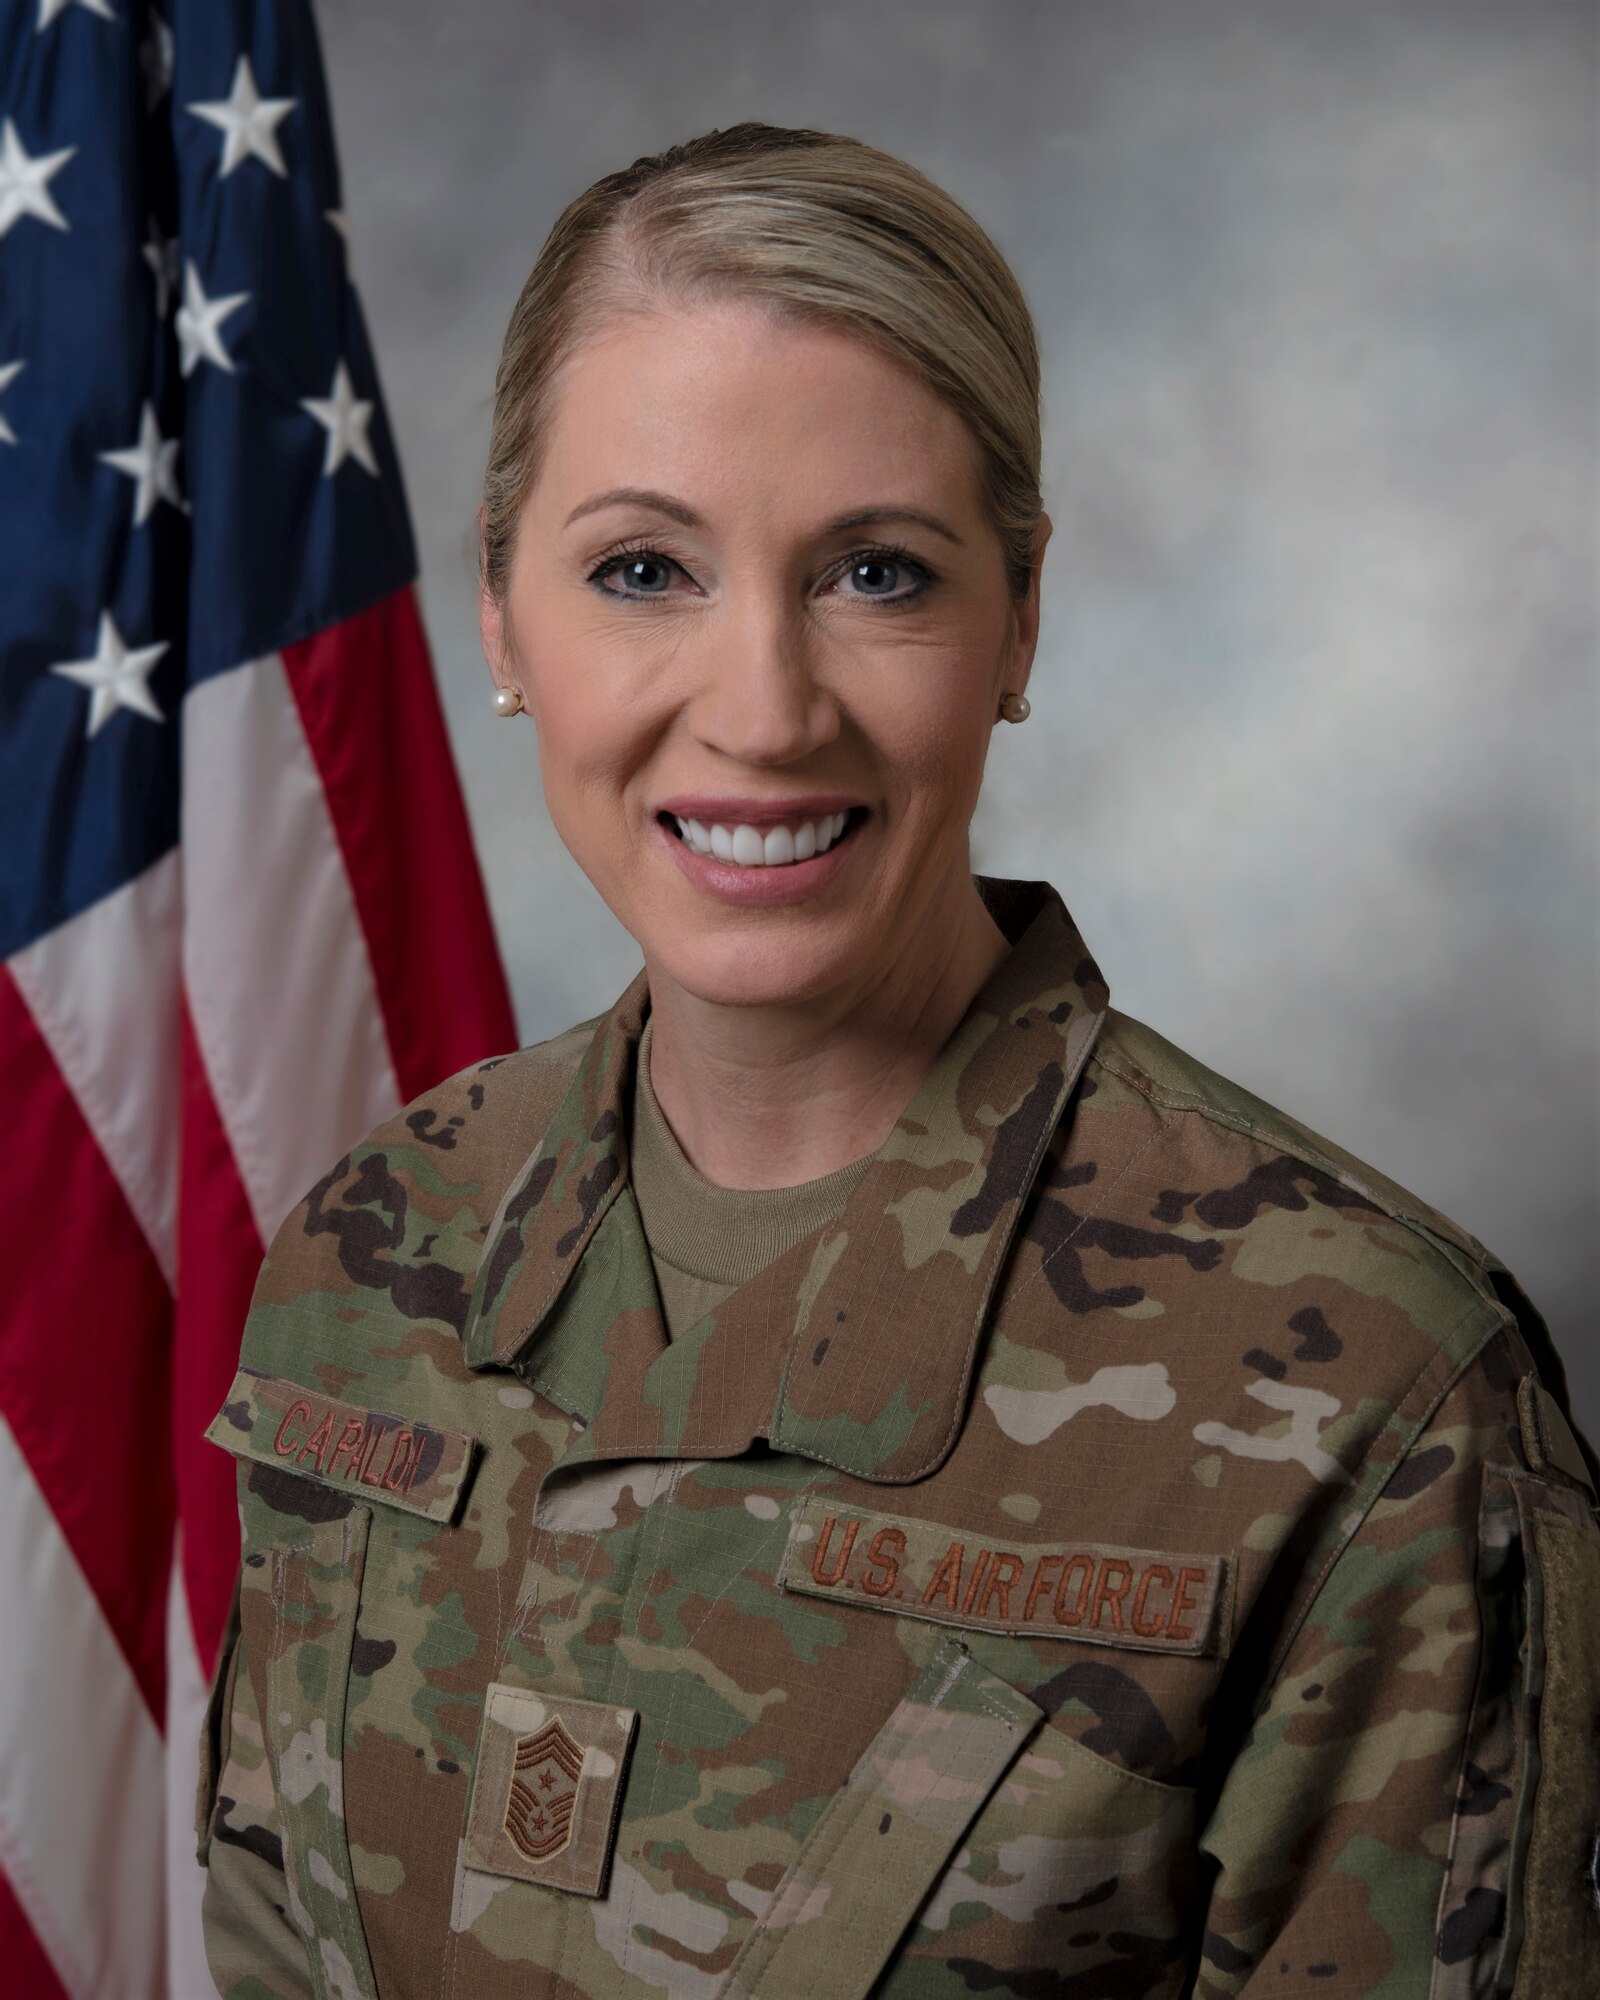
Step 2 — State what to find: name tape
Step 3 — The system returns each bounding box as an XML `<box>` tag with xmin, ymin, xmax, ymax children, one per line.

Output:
<box><xmin>205</xmin><ymin>1367</ymin><xmax>477</xmax><ymax>1523</ymax></box>
<box><xmin>780</xmin><ymin>1496</ymin><xmax>1228</xmax><ymax>1656</ymax></box>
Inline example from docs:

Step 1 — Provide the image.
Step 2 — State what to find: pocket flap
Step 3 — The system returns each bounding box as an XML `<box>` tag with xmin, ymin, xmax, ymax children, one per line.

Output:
<box><xmin>719</xmin><ymin>1635</ymin><xmax>1041</xmax><ymax>2000</ymax></box>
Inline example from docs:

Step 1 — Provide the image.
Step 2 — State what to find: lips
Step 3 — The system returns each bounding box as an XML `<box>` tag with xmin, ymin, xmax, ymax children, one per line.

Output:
<box><xmin>653</xmin><ymin>797</ymin><xmax>866</xmax><ymax>904</ymax></box>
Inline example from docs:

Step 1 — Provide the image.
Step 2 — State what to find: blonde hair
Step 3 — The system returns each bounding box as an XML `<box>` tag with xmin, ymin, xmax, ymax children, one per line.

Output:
<box><xmin>481</xmin><ymin>122</ymin><xmax>1043</xmax><ymax>606</ymax></box>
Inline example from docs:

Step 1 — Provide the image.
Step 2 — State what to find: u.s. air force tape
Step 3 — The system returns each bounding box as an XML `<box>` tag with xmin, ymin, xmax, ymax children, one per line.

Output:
<box><xmin>779</xmin><ymin>1495</ymin><xmax>1230</xmax><ymax>1656</ymax></box>
<box><xmin>205</xmin><ymin>1367</ymin><xmax>478</xmax><ymax>1523</ymax></box>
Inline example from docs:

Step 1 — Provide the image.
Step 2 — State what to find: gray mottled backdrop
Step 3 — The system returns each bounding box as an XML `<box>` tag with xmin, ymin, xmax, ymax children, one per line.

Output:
<box><xmin>317</xmin><ymin>1</ymin><xmax>1598</xmax><ymax>1437</ymax></box>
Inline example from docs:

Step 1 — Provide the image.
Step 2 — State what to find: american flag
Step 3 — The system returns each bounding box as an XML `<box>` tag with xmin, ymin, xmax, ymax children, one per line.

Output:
<box><xmin>0</xmin><ymin>3</ymin><xmax>516</xmax><ymax>1992</ymax></box>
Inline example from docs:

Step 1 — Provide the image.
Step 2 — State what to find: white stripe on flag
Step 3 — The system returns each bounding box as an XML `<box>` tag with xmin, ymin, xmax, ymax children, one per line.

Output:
<box><xmin>182</xmin><ymin>655</ymin><xmax>401</xmax><ymax>1245</ymax></box>
<box><xmin>8</xmin><ymin>852</ymin><xmax>182</xmax><ymax>1285</ymax></box>
<box><xmin>165</xmin><ymin>1547</ymin><xmax>216</xmax><ymax>2000</ymax></box>
<box><xmin>0</xmin><ymin>1413</ymin><xmax>167</xmax><ymax>2000</ymax></box>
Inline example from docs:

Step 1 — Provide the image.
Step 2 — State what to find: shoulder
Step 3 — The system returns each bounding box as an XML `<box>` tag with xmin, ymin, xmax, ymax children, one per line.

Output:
<box><xmin>229</xmin><ymin>1015</ymin><xmax>599</xmax><ymax>1389</ymax></box>
<box><xmin>985</xmin><ymin>1004</ymin><xmax>1549</xmax><ymax>1597</ymax></box>
<box><xmin>1086</xmin><ymin>1004</ymin><xmax>1505</xmax><ymax>1319</ymax></box>
<box><xmin>1075</xmin><ymin>1004</ymin><xmax>1597</xmax><ymax>1520</ymax></box>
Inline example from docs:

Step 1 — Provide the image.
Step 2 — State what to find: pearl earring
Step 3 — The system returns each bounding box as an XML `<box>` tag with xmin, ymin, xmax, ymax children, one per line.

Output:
<box><xmin>492</xmin><ymin>685</ymin><xmax>523</xmax><ymax>718</ymax></box>
<box><xmin>998</xmin><ymin>691</ymin><xmax>1031</xmax><ymax>724</ymax></box>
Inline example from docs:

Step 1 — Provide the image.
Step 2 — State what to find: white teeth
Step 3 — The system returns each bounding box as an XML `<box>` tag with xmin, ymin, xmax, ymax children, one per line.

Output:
<box><xmin>676</xmin><ymin>810</ymin><xmax>855</xmax><ymax>867</ymax></box>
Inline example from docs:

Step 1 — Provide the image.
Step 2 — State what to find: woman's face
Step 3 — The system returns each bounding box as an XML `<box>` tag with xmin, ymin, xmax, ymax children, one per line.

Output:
<box><xmin>483</xmin><ymin>299</ymin><xmax>1047</xmax><ymax>1013</ymax></box>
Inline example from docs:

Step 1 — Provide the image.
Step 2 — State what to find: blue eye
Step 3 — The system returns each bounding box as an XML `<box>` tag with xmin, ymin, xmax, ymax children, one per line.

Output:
<box><xmin>591</xmin><ymin>551</ymin><xmax>675</xmax><ymax>597</ymax></box>
<box><xmin>832</xmin><ymin>548</ymin><xmax>932</xmax><ymax>600</ymax></box>
<box><xmin>586</xmin><ymin>541</ymin><xmax>933</xmax><ymax>606</ymax></box>
<box><xmin>848</xmin><ymin>556</ymin><xmax>900</xmax><ymax>592</ymax></box>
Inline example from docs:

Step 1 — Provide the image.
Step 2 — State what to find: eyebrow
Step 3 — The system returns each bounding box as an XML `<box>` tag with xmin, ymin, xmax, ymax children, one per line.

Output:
<box><xmin>562</xmin><ymin>486</ymin><xmax>966</xmax><ymax>548</ymax></box>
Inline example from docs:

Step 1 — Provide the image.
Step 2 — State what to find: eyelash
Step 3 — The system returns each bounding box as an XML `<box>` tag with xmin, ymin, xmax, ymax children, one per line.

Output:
<box><xmin>585</xmin><ymin>538</ymin><xmax>934</xmax><ymax>609</ymax></box>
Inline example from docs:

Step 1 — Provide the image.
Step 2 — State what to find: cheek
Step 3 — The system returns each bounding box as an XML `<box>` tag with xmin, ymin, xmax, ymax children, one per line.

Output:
<box><xmin>853</xmin><ymin>645</ymin><xmax>997</xmax><ymax>806</ymax></box>
<box><xmin>525</xmin><ymin>657</ymin><xmax>653</xmax><ymax>805</ymax></box>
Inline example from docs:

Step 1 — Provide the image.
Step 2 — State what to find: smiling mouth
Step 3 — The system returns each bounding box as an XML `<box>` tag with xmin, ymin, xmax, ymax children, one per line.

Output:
<box><xmin>660</xmin><ymin>808</ymin><xmax>865</xmax><ymax>868</ymax></box>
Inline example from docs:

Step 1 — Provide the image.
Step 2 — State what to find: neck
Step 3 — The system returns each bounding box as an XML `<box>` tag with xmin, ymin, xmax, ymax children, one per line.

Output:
<box><xmin>642</xmin><ymin>870</ymin><xmax>1010</xmax><ymax>1190</ymax></box>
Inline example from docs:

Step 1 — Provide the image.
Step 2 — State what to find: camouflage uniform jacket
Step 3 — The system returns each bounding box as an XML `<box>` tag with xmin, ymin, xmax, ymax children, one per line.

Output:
<box><xmin>196</xmin><ymin>877</ymin><xmax>1600</xmax><ymax>1999</ymax></box>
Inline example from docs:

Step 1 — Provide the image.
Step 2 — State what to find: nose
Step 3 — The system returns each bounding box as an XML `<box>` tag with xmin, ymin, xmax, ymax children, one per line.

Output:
<box><xmin>684</xmin><ymin>598</ymin><xmax>841</xmax><ymax>768</ymax></box>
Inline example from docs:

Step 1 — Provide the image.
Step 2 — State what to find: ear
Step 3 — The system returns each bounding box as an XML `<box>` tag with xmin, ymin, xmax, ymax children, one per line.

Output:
<box><xmin>1008</xmin><ymin>511</ymin><xmax>1052</xmax><ymax>698</ymax></box>
<box><xmin>476</xmin><ymin>505</ymin><xmax>510</xmax><ymax>685</ymax></box>
<box><xmin>479</xmin><ymin>589</ymin><xmax>505</xmax><ymax>683</ymax></box>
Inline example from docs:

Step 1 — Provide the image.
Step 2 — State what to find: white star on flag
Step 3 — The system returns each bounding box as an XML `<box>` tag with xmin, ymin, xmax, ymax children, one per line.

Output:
<box><xmin>99</xmin><ymin>402</ymin><xmax>184</xmax><ymax>523</ymax></box>
<box><xmin>175</xmin><ymin>261</ymin><xmax>249</xmax><ymax>377</ymax></box>
<box><xmin>37</xmin><ymin>0</ymin><xmax>114</xmax><ymax>27</ymax></box>
<box><xmin>0</xmin><ymin>359</ymin><xmax>21</xmax><ymax>445</ymax></box>
<box><xmin>141</xmin><ymin>12</ymin><xmax>174</xmax><ymax>109</ymax></box>
<box><xmin>187</xmin><ymin>55</ymin><xmax>296</xmax><ymax>179</ymax></box>
<box><xmin>49</xmin><ymin>611</ymin><xmax>169</xmax><ymax>738</ymax></box>
<box><xmin>0</xmin><ymin>118</ymin><xmax>75</xmax><ymax>238</ymax></box>
<box><xmin>301</xmin><ymin>359</ymin><xmax>378</xmax><ymax>476</ymax></box>
<box><xmin>143</xmin><ymin>220</ymin><xmax>179</xmax><ymax>317</ymax></box>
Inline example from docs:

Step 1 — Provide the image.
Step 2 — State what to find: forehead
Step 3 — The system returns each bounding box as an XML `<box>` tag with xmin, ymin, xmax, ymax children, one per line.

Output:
<box><xmin>536</xmin><ymin>299</ymin><xmax>983</xmax><ymax>521</ymax></box>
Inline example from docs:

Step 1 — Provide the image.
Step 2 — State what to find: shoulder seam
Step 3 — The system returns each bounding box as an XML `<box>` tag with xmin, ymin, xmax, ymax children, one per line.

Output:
<box><xmin>1256</xmin><ymin>1292</ymin><xmax>1512</xmax><ymax>1699</ymax></box>
<box><xmin>1089</xmin><ymin>1042</ymin><xmax>1494</xmax><ymax>1304</ymax></box>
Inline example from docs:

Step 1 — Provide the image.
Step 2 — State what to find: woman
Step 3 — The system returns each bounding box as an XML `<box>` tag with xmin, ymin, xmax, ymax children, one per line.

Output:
<box><xmin>196</xmin><ymin>124</ymin><xmax>1599</xmax><ymax>1999</ymax></box>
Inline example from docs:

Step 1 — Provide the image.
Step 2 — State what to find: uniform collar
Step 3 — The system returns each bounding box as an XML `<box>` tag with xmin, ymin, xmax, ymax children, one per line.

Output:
<box><xmin>462</xmin><ymin>877</ymin><xmax>1109</xmax><ymax>1483</ymax></box>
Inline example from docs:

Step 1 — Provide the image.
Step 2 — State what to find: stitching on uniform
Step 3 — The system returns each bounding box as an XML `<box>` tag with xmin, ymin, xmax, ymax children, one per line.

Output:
<box><xmin>266</xmin><ymin>1550</ymin><xmax>317</xmax><ymax>1968</ymax></box>
<box><xmin>517</xmin><ymin>1449</ymin><xmax>616</xmax><ymax>1658</ymax></box>
<box><xmin>614</xmin><ymin>1469</ymin><xmax>800</xmax><ymax>1967</ymax></box>
<box><xmin>550</xmin><ymin>1571</ymin><xmax>612</xmax><ymax>1991</ymax></box>
<box><xmin>770</xmin><ymin>1018</ymin><xmax>1101</xmax><ymax>1483</ymax></box>
<box><xmin>334</xmin><ymin>1512</ymin><xmax>376</xmax><ymax>1989</ymax></box>
<box><xmin>444</xmin><ymin>1832</ymin><xmax>475</xmax><ymax>1991</ymax></box>
<box><xmin>579</xmin><ymin>1458</ymin><xmax>687</xmax><ymax>1973</ymax></box>
<box><xmin>792</xmin><ymin>1779</ymin><xmax>877</xmax><ymax>2000</ymax></box>
<box><xmin>1001</xmin><ymin>1125</ymin><xmax>1166</xmax><ymax>1315</ymax></box>
<box><xmin>1091</xmin><ymin>1045</ymin><xmax>1490</xmax><ymax>1295</ymax></box>
<box><xmin>927</xmin><ymin>1638</ymin><xmax>971</xmax><ymax>1710</ymax></box>
<box><xmin>1256</xmin><ymin>1292</ymin><xmax>1507</xmax><ymax>1696</ymax></box>
<box><xmin>926</xmin><ymin>1049</ymin><xmax>1100</xmax><ymax>1470</ymax></box>
<box><xmin>1048</xmin><ymin>1725</ymin><xmax>1193</xmax><ymax>1799</ymax></box>
<box><xmin>775</xmin><ymin>1007</ymin><xmax>1017</xmax><ymax>1464</ymax></box>
<box><xmin>761</xmin><ymin>1747</ymin><xmax>872</xmax><ymax>1997</ymax></box>
<box><xmin>495</xmin><ymin>1022</ymin><xmax>634</xmax><ymax>1371</ymax></box>
<box><xmin>1429</xmin><ymin>1465</ymin><xmax>1524</xmax><ymax>1989</ymax></box>
<box><xmin>566</xmin><ymin>1459</ymin><xmax>690</xmax><ymax>1992</ymax></box>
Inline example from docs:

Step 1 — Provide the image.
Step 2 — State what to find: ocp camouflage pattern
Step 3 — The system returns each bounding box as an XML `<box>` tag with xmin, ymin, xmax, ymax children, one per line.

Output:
<box><xmin>196</xmin><ymin>878</ymin><xmax>1600</xmax><ymax>1998</ymax></box>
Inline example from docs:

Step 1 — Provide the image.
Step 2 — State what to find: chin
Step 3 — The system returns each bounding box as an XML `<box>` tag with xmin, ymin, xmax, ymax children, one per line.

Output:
<box><xmin>643</xmin><ymin>917</ymin><xmax>873</xmax><ymax>1012</ymax></box>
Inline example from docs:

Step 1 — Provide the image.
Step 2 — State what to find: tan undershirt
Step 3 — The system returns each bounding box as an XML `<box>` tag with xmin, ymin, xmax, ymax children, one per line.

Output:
<box><xmin>629</xmin><ymin>1017</ymin><xmax>871</xmax><ymax>1339</ymax></box>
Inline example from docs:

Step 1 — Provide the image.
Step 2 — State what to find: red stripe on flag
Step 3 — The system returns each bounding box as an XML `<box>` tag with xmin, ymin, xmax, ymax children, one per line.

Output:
<box><xmin>174</xmin><ymin>999</ymin><xmax>266</xmax><ymax>1676</ymax></box>
<box><xmin>0</xmin><ymin>966</ymin><xmax>172</xmax><ymax>1718</ymax></box>
<box><xmin>283</xmin><ymin>586</ymin><xmax>517</xmax><ymax>1098</ymax></box>
<box><xmin>0</xmin><ymin>1863</ymin><xmax>70</xmax><ymax>2000</ymax></box>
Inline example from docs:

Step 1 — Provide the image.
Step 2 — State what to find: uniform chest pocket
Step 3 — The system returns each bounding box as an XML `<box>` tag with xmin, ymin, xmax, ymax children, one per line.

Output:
<box><xmin>738</xmin><ymin>1630</ymin><xmax>1200</xmax><ymax>2000</ymax></box>
<box><xmin>718</xmin><ymin>1635</ymin><xmax>1043</xmax><ymax>2000</ymax></box>
<box><xmin>259</xmin><ymin>1503</ymin><xmax>380</xmax><ymax>2000</ymax></box>
<box><xmin>879</xmin><ymin>1713</ymin><xmax>1198</xmax><ymax>1998</ymax></box>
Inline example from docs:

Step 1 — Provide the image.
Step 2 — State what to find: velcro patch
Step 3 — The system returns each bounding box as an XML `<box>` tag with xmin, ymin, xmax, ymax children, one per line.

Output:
<box><xmin>465</xmin><ymin>1684</ymin><xmax>638</xmax><ymax>1898</ymax></box>
<box><xmin>1517</xmin><ymin>1374</ymin><xmax>1596</xmax><ymax>1498</ymax></box>
<box><xmin>205</xmin><ymin>1367</ymin><xmax>477</xmax><ymax>1523</ymax></box>
<box><xmin>780</xmin><ymin>1496</ymin><xmax>1228</xmax><ymax>1656</ymax></box>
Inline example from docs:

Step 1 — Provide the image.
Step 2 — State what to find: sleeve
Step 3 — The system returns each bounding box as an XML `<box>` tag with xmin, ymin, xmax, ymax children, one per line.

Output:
<box><xmin>1194</xmin><ymin>1329</ymin><xmax>1600</xmax><ymax>1997</ymax></box>
<box><xmin>196</xmin><ymin>1577</ymin><xmax>316</xmax><ymax>2000</ymax></box>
